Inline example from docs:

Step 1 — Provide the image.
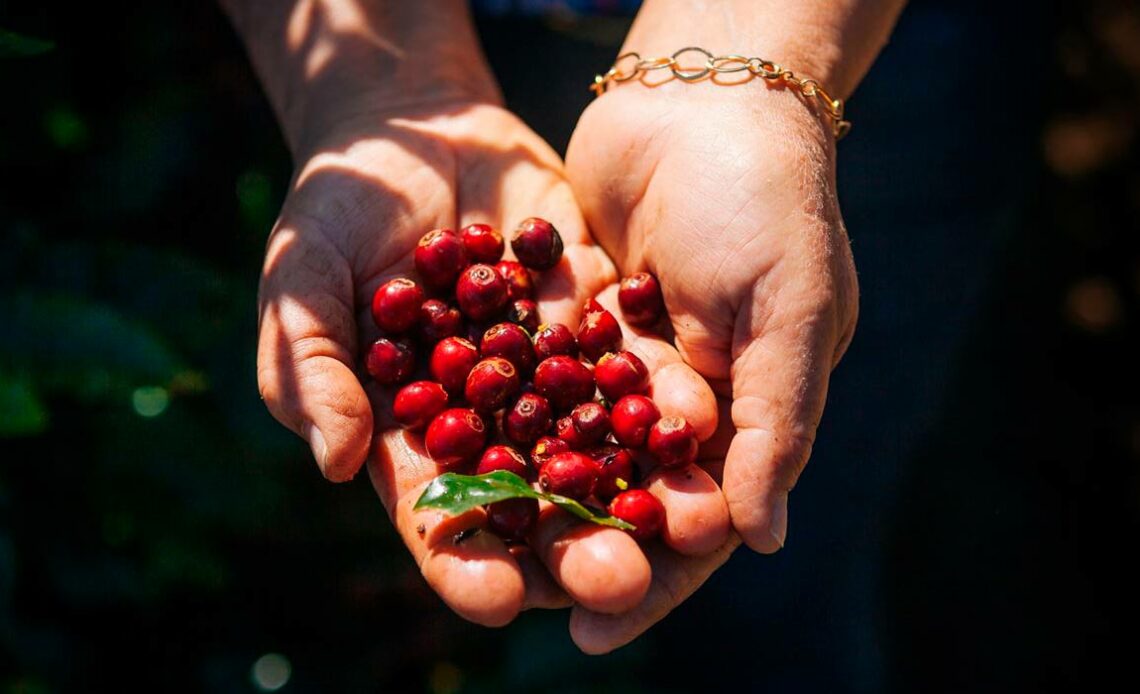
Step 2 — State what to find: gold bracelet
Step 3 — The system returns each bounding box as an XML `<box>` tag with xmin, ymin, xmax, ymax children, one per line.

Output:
<box><xmin>590</xmin><ymin>47</ymin><xmax>851</xmax><ymax>140</ymax></box>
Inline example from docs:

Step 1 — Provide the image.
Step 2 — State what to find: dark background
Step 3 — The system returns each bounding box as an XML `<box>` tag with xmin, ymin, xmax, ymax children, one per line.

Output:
<box><xmin>1</xmin><ymin>0</ymin><xmax>1138</xmax><ymax>691</ymax></box>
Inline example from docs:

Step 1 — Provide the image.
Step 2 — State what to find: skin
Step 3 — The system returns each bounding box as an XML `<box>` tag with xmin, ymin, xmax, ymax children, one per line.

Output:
<box><xmin>222</xmin><ymin>0</ymin><xmax>906</xmax><ymax>652</ymax></box>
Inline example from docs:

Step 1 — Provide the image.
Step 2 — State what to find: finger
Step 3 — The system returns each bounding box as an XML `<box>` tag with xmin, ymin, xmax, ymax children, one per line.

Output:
<box><xmin>510</xmin><ymin>544</ymin><xmax>574</xmax><ymax>610</ymax></box>
<box><xmin>568</xmin><ymin>535</ymin><xmax>740</xmax><ymax>655</ymax></box>
<box><xmin>257</xmin><ymin>224</ymin><xmax>372</xmax><ymax>482</ymax></box>
<box><xmin>645</xmin><ymin>464</ymin><xmax>731</xmax><ymax>557</ymax></box>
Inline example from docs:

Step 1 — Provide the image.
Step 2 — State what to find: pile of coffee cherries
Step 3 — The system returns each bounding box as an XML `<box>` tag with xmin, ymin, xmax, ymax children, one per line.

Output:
<box><xmin>367</xmin><ymin>218</ymin><xmax>693</xmax><ymax>543</ymax></box>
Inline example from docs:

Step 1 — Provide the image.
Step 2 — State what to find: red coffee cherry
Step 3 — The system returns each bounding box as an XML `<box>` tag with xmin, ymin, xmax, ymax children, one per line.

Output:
<box><xmin>577</xmin><ymin>307</ymin><xmax>622</xmax><ymax>363</ymax></box>
<box><xmin>588</xmin><ymin>444</ymin><xmax>636</xmax><ymax>502</ymax></box>
<box><xmin>647</xmin><ymin>416</ymin><xmax>698</xmax><ymax>468</ymax></box>
<box><xmin>506</xmin><ymin>299</ymin><xmax>540</xmax><ymax>334</ymax></box>
<box><xmin>539</xmin><ymin>451</ymin><xmax>599</xmax><ymax>500</ymax></box>
<box><xmin>476</xmin><ymin>444</ymin><xmax>532</xmax><ymax>480</ymax></box>
<box><xmin>495</xmin><ymin>260</ymin><xmax>535</xmax><ymax>300</ymax></box>
<box><xmin>533</xmin><ymin>355</ymin><xmax>595</xmax><ymax>411</ymax></box>
<box><xmin>480</xmin><ymin>322</ymin><xmax>536</xmax><ymax>375</ymax></box>
<box><xmin>460</xmin><ymin>223</ymin><xmax>504</xmax><ymax>264</ymax></box>
<box><xmin>371</xmin><ymin>278</ymin><xmax>424</xmax><ymax>334</ymax></box>
<box><xmin>425</xmin><ymin>408</ymin><xmax>486</xmax><ymax>470</ymax></box>
<box><xmin>510</xmin><ymin>217</ymin><xmax>563</xmax><ymax>271</ymax></box>
<box><xmin>610</xmin><ymin>394</ymin><xmax>661</xmax><ymax>448</ymax></box>
<box><xmin>503</xmin><ymin>393</ymin><xmax>553</xmax><ymax>445</ymax></box>
<box><xmin>555</xmin><ymin>402</ymin><xmax>611</xmax><ymax>449</ymax></box>
<box><xmin>365</xmin><ymin>337</ymin><xmax>415</xmax><ymax>385</ymax></box>
<box><xmin>530</xmin><ymin>436</ymin><xmax>570</xmax><ymax>468</ymax></box>
<box><xmin>429</xmin><ymin>337</ymin><xmax>480</xmax><ymax>396</ymax></box>
<box><xmin>608</xmin><ymin>489</ymin><xmax>666</xmax><ymax>541</ymax></box>
<box><xmin>417</xmin><ymin>299</ymin><xmax>464</xmax><ymax>343</ymax></box>
<box><xmin>618</xmin><ymin>272</ymin><xmax>665</xmax><ymax>327</ymax></box>
<box><xmin>414</xmin><ymin>228</ymin><xmax>467</xmax><ymax>291</ymax></box>
<box><xmin>533</xmin><ymin>323</ymin><xmax>578</xmax><ymax>360</ymax></box>
<box><xmin>594</xmin><ymin>350</ymin><xmax>650</xmax><ymax>401</ymax></box>
<box><xmin>464</xmin><ymin>357</ymin><xmax>520</xmax><ymax>412</ymax></box>
<box><xmin>392</xmin><ymin>380</ymin><xmax>449</xmax><ymax>430</ymax></box>
<box><xmin>487</xmin><ymin>497</ymin><xmax>538</xmax><ymax>541</ymax></box>
<box><xmin>456</xmin><ymin>263</ymin><xmax>509</xmax><ymax>322</ymax></box>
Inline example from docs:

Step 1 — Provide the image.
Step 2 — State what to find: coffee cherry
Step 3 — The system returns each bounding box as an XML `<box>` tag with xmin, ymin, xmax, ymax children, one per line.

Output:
<box><xmin>530</xmin><ymin>436</ymin><xmax>570</xmax><ymax>468</ymax></box>
<box><xmin>608</xmin><ymin>489</ymin><xmax>666</xmax><ymax>541</ymax></box>
<box><xmin>588</xmin><ymin>445</ymin><xmax>636</xmax><ymax>502</ymax></box>
<box><xmin>618</xmin><ymin>272</ymin><xmax>664</xmax><ymax>327</ymax></box>
<box><xmin>425</xmin><ymin>407</ymin><xmax>486</xmax><ymax>470</ymax></box>
<box><xmin>417</xmin><ymin>299</ymin><xmax>464</xmax><ymax>343</ymax></box>
<box><xmin>429</xmin><ymin>337</ymin><xmax>480</xmax><ymax>396</ymax></box>
<box><xmin>365</xmin><ymin>337</ymin><xmax>415</xmax><ymax>385</ymax></box>
<box><xmin>539</xmin><ymin>451</ymin><xmax>599</xmax><ymax>500</ymax></box>
<box><xmin>487</xmin><ymin>497</ymin><xmax>538</xmax><ymax>541</ymax></box>
<box><xmin>510</xmin><ymin>217</ymin><xmax>563</xmax><ymax>271</ymax></box>
<box><xmin>460</xmin><ymin>223</ymin><xmax>504</xmax><ymax>264</ymax></box>
<box><xmin>610</xmin><ymin>394</ymin><xmax>661</xmax><ymax>448</ymax></box>
<box><xmin>577</xmin><ymin>307</ymin><xmax>622</xmax><ymax>363</ymax></box>
<box><xmin>583</xmin><ymin>297</ymin><xmax>605</xmax><ymax>315</ymax></box>
<box><xmin>533</xmin><ymin>355</ymin><xmax>595</xmax><ymax>411</ymax></box>
<box><xmin>476</xmin><ymin>444</ymin><xmax>532</xmax><ymax>480</ymax></box>
<box><xmin>495</xmin><ymin>260</ymin><xmax>534</xmax><ymax>300</ymax></box>
<box><xmin>506</xmin><ymin>299</ymin><xmax>540</xmax><ymax>334</ymax></box>
<box><xmin>464</xmin><ymin>357</ymin><xmax>520</xmax><ymax>412</ymax></box>
<box><xmin>456</xmin><ymin>263</ymin><xmax>509</xmax><ymax>322</ymax></box>
<box><xmin>532</xmin><ymin>323</ymin><xmax>578</xmax><ymax>360</ymax></box>
<box><xmin>480</xmin><ymin>322</ymin><xmax>536</xmax><ymax>374</ymax></box>
<box><xmin>503</xmin><ymin>393</ymin><xmax>553</xmax><ymax>445</ymax></box>
<box><xmin>371</xmin><ymin>278</ymin><xmax>424</xmax><ymax>334</ymax></box>
<box><xmin>647</xmin><ymin>416</ymin><xmax>698</xmax><ymax>468</ymax></box>
<box><xmin>392</xmin><ymin>380</ymin><xmax>449</xmax><ymax>430</ymax></box>
<box><xmin>556</xmin><ymin>402</ymin><xmax>611</xmax><ymax>449</ymax></box>
<box><xmin>414</xmin><ymin>228</ymin><xmax>467</xmax><ymax>291</ymax></box>
<box><xmin>594</xmin><ymin>350</ymin><xmax>650</xmax><ymax>401</ymax></box>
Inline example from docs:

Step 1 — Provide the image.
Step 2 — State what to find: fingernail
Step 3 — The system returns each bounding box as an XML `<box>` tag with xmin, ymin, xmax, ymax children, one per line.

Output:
<box><xmin>769</xmin><ymin>492</ymin><xmax>788</xmax><ymax>549</ymax></box>
<box><xmin>305</xmin><ymin>423</ymin><xmax>328</xmax><ymax>470</ymax></box>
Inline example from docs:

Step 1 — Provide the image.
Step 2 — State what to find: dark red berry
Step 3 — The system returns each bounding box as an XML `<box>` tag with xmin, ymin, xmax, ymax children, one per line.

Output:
<box><xmin>456</xmin><ymin>263</ymin><xmax>509</xmax><ymax>322</ymax></box>
<box><xmin>487</xmin><ymin>497</ymin><xmax>538</xmax><ymax>541</ymax></box>
<box><xmin>610</xmin><ymin>395</ymin><xmax>661</xmax><ymax>448</ymax></box>
<box><xmin>608</xmin><ymin>489</ymin><xmax>665</xmax><ymax>541</ymax></box>
<box><xmin>460</xmin><ymin>223</ymin><xmax>504</xmax><ymax>264</ymax></box>
<box><xmin>371</xmin><ymin>278</ymin><xmax>424</xmax><ymax>334</ymax></box>
<box><xmin>476</xmin><ymin>444</ymin><xmax>532</xmax><ymax>480</ymax></box>
<box><xmin>539</xmin><ymin>451</ymin><xmax>599</xmax><ymax>500</ymax></box>
<box><xmin>533</xmin><ymin>356</ymin><xmax>595</xmax><ymax>411</ymax></box>
<box><xmin>417</xmin><ymin>299</ymin><xmax>464</xmax><ymax>343</ymax></box>
<box><xmin>577</xmin><ymin>307</ymin><xmax>622</xmax><ymax>362</ymax></box>
<box><xmin>464</xmin><ymin>357</ymin><xmax>520</xmax><ymax>412</ymax></box>
<box><xmin>365</xmin><ymin>337</ymin><xmax>415</xmax><ymax>385</ymax></box>
<box><xmin>647</xmin><ymin>416</ymin><xmax>698</xmax><ymax>468</ymax></box>
<box><xmin>594</xmin><ymin>350</ymin><xmax>650</xmax><ymax>401</ymax></box>
<box><xmin>556</xmin><ymin>402</ymin><xmax>611</xmax><ymax>449</ymax></box>
<box><xmin>503</xmin><ymin>393</ymin><xmax>553</xmax><ymax>445</ymax></box>
<box><xmin>588</xmin><ymin>445</ymin><xmax>636</xmax><ymax>502</ymax></box>
<box><xmin>584</xmin><ymin>297</ymin><xmax>605</xmax><ymax>316</ymax></box>
<box><xmin>414</xmin><ymin>228</ymin><xmax>467</xmax><ymax>291</ymax></box>
<box><xmin>425</xmin><ymin>408</ymin><xmax>486</xmax><ymax>470</ymax></box>
<box><xmin>392</xmin><ymin>380</ymin><xmax>449</xmax><ymax>430</ymax></box>
<box><xmin>530</xmin><ymin>436</ymin><xmax>570</xmax><ymax>468</ymax></box>
<box><xmin>533</xmin><ymin>323</ymin><xmax>578</xmax><ymax>360</ymax></box>
<box><xmin>510</xmin><ymin>217</ymin><xmax>563</xmax><ymax>271</ymax></box>
<box><xmin>429</xmin><ymin>337</ymin><xmax>480</xmax><ymax>396</ymax></box>
<box><xmin>506</xmin><ymin>299</ymin><xmax>540</xmax><ymax>334</ymax></box>
<box><xmin>480</xmin><ymin>323</ymin><xmax>536</xmax><ymax>374</ymax></box>
<box><xmin>495</xmin><ymin>260</ymin><xmax>534</xmax><ymax>300</ymax></box>
<box><xmin>618</xmin><ymin>272</ymin><xmax>665</xmax><ymax>327</ymax></box>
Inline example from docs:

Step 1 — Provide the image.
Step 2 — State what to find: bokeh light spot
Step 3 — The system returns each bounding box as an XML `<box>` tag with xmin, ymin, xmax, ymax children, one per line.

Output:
<box><xmin>44</xmin><ymin>106</ymin><xmax>89</xmax><ymax>150</ymax></box>
<box><xmin>1064</xmin><ymin>277</ymin><xmax>1122</xmax><ymax>332</ymax></box>
<box><xmin>131</xmin><ymin>386</ymin><xmax>169</xmax><ymax>418</ymax></box>
<box><xmin>428</xmin><ymin>661</ymin><xmax>462</xmax><ymax>694</ymax></box>
<box><xmin>251</xmin><ymin>653</ymin><xmax>291</xmax><ymax>692</ymax></box>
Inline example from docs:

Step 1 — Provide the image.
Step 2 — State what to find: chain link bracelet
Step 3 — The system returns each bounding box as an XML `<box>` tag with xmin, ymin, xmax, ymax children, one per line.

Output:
<box><xmin>590</xmin><ymin>47</ymin><xmax>851</xmax><ymax>140</ymax></box>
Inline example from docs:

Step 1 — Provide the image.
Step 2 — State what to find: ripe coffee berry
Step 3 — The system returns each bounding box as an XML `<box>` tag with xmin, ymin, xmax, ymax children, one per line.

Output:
<box><xmin>578</xmin><ymin>307</ymin><xmax>622</xmax><ymax>362</ymax></box>
<box><xmin>465</xmin><ymin>357</ymin><xmax>520</xmax><ymax>412</ymax></box>
<box><xmin>539</xmin><ymin>451</ymin><xmax>599</xmax><ymax>500</ymax></box>
<box><xmin>460</xmin><ymin>223</ymin><xmax>504</xmax><ymax>264</ymax></box>
<box><xmin>618</xmin><ymin>272</ymin><xmax>665</xmax><ymax>327</ymax></box>
<box><xmin>594</xmin><ymin>350</ymin><xmax>650</xmax><ymax>401</ymax></box>
<box><xmin>430</xmin><ymin>337</ymin><xmax>480</xmax><ymax>395</ymax></box>
<box><xmin>414</xmin><ymin>229</ymin><xmax>467</xmax><ymax>291</ymax></box>
<box><xmin>556</xmin><ymin>402</ymin><xmax>611</xmax><ymax>449</ymax></box>
<box><xmin>480</xmin><ymin>323</ymin><xmax>536</xmax><ymax>374</ymax></box>
<box><xmin>495</xmin><ymin>260</ymin><xmax>534</xmax><ymax>300</ymax></box>
<box><xmin>530</xmin><ymin>436</ymin><xmax>570</xmax><ymax>468</ymax></box>
<box><xmin>610</xmin><ymin>394</ymin><xmax>661</xmax><ymax>448</ymax></box>
<box><xmin>533</xmin><ymin>323</ymin><xmax>578</xmax><ymax>360</ymax></box>
<box><xmin>476</xmin><ymin>444</ymin><xmax>532</xmax><ymax>480</ymax></box>
<box><xmin>588</xmin><ymin>445</ymin><xmax>635</xmax><ymax>502</ymax></box>
<box><xmin>456</xmin><ymin>263</ymin><xmax>509</xmax><ymax>322</ymax></box>
<box><xmin>425</xmin><ymin>408</ymin><xmax>486</xmax><ymax>470</ymax></box>
<box><xmin>503</xmin><ymin>393</ymin><xmax>553</xmax><ymax>445</ymax></box>
<box><xmin>506</xmin><ymin>299</ymin><xmax>540</xmax><ymax>334</ymax></box>
<box><xmin>487</xmin><ymin>497</ymin><xmax>538</xmax><ymax>541</ymax></box>
<box><xmin>392</xmin><ymin>380</ymin><xmax>449</xmax><ymax>430</ymax></box>
<box><xmin>510</xmin><ymin>217</ymin><xmax>563</xmax><ymax>271</ymax></box>
<box><xmin>608</xmin><ymin>489</ymin><xmax>666</xmax><ymax>541</ymax></box>
<box><xmin>371</xmin><ymin>278</ymin><xmax>424</xmax><ymax>334</ymax></box>
<box><xmin>365</xmin><ymin>337</ymin><xmax>415</xmax><ymax>385</ymax></box>
<box><xmin>648</xmin><ymin>416</ymin><xmax>699</xmax><ymax>468</ymax></box>
<box><xmin>417</xmin><ymin>299</ymin><xmax>464</xmax><ymax>343</ymax></box>
<box><xmin>533</xmin><ymin>355</ymin><xmax>596</xmax><ymax>411</ymax></box>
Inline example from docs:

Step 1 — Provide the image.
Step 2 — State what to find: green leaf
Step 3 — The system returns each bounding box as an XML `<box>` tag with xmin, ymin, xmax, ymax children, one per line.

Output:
<box><xmin>414</xmin><ymin>470</ymin><xmax>635</xmax><ymax>531</ymax></box>
<box><xmin>0</xmin><ymin>29</ymin><xmax>54</xmax><ymax>57</ymax></box>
